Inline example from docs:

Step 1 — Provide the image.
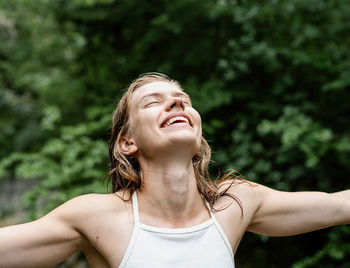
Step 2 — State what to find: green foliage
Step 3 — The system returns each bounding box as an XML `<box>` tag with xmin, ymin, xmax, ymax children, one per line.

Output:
<box><xmin>0</xmin><ymin>0</ymin><xmax>350</xmax><ymax>266</ymax></box>
<box><xmin>258</xmin><ymin>106</ymin><xmax>334</xmax><ymax>168</ymax></box>
<box><xmin>293</xmin><ymin>226</ymin><xmax>350</xmax><ymax>268</ymax></box>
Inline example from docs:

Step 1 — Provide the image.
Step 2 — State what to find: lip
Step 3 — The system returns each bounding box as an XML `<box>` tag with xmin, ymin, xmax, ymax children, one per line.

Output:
<box><xmin>160</xmin><ymin>112</ymin><xmax>193</xmax><ymax>128</ymax></box>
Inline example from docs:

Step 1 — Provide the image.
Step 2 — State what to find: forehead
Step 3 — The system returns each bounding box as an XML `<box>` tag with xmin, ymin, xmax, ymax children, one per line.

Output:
<box><xmin>131</xmin><ymin>81</ymin><xmax>188</xmax><ymax>103</ymax></box>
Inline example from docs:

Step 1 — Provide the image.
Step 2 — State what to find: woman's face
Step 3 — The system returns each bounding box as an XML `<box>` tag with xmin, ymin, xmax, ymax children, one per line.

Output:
<box><xmin>127</xmin><ymin>81</ymin><xmax>202</xmax><ymax>159</ymax></box>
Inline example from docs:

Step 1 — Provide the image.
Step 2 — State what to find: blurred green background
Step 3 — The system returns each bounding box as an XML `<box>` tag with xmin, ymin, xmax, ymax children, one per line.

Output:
<box><xmin>0</xmin><ymin>0</ymin><xmax>350</xmax><ymax>267</ymax></box>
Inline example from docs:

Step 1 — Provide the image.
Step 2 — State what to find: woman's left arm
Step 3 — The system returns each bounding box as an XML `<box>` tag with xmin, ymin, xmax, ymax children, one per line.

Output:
<box><xmin>246</xmin><ymin>185</ymin><xmax>350</xmax><ymax>236</ymax></box>
<box><xmin>331</xmin><ymin>190</ymin><xmax>350</xmax><ymax>200</ymax></box>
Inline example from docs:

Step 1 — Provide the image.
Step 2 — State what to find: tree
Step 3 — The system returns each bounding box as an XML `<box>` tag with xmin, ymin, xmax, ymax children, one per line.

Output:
<box><xmin>0</xmin><ymin>0</ymin><xmax>349</xmax><ymax>266</ymax></box>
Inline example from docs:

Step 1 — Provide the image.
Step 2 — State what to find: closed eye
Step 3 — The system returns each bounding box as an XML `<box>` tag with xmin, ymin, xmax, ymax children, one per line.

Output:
<box><xmin>146</xmin><ymin>101</ymin><xmax>160</xmax><ymax>107</ymax></box>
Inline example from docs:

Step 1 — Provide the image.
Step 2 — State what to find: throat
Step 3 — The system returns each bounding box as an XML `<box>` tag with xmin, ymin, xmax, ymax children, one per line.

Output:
<box><xmin>137</xmin><ymin>191</ymin><xmax>210</xmax><ymax>229</ymax></box>
<box><xmin>136</xmin><ymin>157</ymin><xmax>201</xmax><ymax>222</ymax></box>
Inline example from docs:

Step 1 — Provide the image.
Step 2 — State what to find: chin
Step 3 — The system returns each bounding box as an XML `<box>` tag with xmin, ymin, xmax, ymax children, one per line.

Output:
<box><xmin>167</xmin><ymin>134</ymin><xmax>200</xmax><ymax>152</ymax></box>
<box><xmin>167</xmin><ymin>132</ymin><xmax>199</xmax><ymax>143</ymax></box>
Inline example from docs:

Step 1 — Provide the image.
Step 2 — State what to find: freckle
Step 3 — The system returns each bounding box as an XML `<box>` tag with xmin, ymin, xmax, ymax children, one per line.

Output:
<box><xmin>96</xmin><ymin>236</ymin><xmax>99</xmax><ymax>240</ymax></box>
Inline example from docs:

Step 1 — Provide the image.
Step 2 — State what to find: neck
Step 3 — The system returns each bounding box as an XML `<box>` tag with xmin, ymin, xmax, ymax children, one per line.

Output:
<box><xmin>136</xmin><ymin>155</ymin><xmax>209</xmax><ymax>227</ymax></box>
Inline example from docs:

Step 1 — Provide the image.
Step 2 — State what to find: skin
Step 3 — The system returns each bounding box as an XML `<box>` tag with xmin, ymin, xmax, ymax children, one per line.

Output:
<box><xmin>0</xmin><ymin>81</ymin><xmax>349</xmax><ymax>268</ymax></box>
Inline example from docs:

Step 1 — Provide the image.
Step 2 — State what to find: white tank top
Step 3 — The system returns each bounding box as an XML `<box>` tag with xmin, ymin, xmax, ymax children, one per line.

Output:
<box><xmin>119</xmin><ymin>192</ymin><xmax>235</xmax><ymax>267</ymax></box>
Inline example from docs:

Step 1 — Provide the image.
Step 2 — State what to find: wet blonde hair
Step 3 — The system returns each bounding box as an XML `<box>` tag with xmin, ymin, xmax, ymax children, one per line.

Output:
<box><xmin>108</xmin><ymin>72</ymin><xmax>244</xmax><ymax>212</ymax></box>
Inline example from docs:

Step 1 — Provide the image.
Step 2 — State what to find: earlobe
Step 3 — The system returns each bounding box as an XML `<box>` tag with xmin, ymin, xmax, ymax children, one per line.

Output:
<box><xmin>119</xmin><ymin>137</ymin><xmax>138</xmax><ymax>155</ymax></box>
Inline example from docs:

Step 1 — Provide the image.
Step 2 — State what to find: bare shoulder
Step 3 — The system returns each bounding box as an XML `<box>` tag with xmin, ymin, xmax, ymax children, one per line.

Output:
<box><xmin>45</xmin><ymin>191</ymin><xmax>133</xmax><ymax>234</ymax></box>
<box><xmin>66</xmin><ymin>191</ymin><xmax>135</xmax><ymax>266</ymax></box>
<box><xmin>216</xmin><ymin>179</ymin><xmax>262</xmax><ymax>207</ymax></box>
<box><xmin>50</xmin><ymin>192</ymin><xmax>122</xmax><ymax>214</ymax></box>
<box><xmin>62</xmin><ymin>191</ymin><xmax>131</xmax><ymax>212</ymax></box>
<box><xmin>214</xmin><ymin>179</ymin><xmax>269</xmax><ymax>229</ymax></box>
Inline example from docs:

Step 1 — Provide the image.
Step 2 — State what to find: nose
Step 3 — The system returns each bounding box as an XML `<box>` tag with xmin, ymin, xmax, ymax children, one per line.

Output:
<box><xmin>165</xmin><ymin>97</ymin><xmax>185</xmax><ymax>111</ymax></box>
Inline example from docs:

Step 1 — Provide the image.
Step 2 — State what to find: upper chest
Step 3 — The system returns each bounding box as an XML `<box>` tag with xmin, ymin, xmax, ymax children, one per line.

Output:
<box><xmin>82</xmin><ymin>199</ymin><xmax>249</xmax><ymax>267</ymax></box>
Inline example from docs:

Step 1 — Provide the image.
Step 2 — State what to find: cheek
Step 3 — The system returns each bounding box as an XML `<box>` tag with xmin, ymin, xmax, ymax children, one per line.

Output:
<box><xmin>131</xmin><ymin>110</ymin><xmax>159</xmax><ymax>140</ymax></box>
<box><xmin>192</xmin><ymin>110</ymin><xmax>203</xmax><ymax>141</ymax></box>
<box><xmin>191</xmin><ymin>109</ymin><xmax>202</xmax><ymax>130</ymax></box>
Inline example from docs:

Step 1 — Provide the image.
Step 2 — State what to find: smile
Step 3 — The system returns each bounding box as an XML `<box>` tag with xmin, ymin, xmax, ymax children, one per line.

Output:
<box><xmin>164</xmin><ymin>116</ymin><xmax>189</xmax><ymax>127</ymax></box>
<box><xmin>160</xmin><ymin>113</ymin><xmax>193</xmax><ymax>128</ymax></box>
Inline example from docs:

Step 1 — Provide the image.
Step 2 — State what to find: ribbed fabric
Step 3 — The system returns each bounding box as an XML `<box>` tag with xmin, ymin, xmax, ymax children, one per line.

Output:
<box><xmin>119</xmin><ymin>192</ymin><xmax>235</xmax><ymax>268</ymax></box>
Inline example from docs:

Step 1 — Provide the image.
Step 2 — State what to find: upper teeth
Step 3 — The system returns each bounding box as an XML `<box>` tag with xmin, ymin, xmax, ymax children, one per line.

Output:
<box><xmin>165</xmin><ymin>116</ymin><xmax>189</xmax><ymax>127</ymax></box>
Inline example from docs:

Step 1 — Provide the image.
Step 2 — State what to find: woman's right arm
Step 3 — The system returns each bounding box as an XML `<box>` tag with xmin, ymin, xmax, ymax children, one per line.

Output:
<box><xmin>0</xmin><ymin>197</ymin><xmax>85</xmax><ymax>268</ymax></box>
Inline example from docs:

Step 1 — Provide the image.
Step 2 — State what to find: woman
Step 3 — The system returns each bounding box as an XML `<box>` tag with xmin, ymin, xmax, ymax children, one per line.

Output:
<box><xmin>0</xmin><ymin>73</ymin><xmax>349</xmax><ymax>267</ymax></box>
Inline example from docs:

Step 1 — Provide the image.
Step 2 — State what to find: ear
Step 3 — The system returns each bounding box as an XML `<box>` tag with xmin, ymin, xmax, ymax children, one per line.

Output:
<box><xmin>119</xmin><ymin>137</ymin><xmax>138</xmax><ymax>155</ymax></box>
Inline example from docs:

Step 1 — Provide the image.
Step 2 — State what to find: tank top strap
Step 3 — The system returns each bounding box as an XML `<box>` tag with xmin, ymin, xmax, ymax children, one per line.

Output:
<box><xmin>132</xmin><ymin>191</ymin><xmax>140</xmax><ymax>226</ymax></box>
<box><xmin>204</xmin><ymin>201</ymin><xmax>214</xmax><ymax>217</ymax></box>
<box><xmin>204</xmin><ymin>199</ymin><xmax>234</xmax><ymax>258</ymax></box>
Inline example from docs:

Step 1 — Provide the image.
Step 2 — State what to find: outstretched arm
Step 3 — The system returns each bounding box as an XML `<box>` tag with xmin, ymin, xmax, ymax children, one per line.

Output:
<box><xmin>0</xmin><ymin>197</ymin><xmax>85</xmax><ymax>268</ymax></box>
<box><xmin>246</xmin><ymin>185</ymin><xmax>350</xmax><ymax>236</ymax></box>
<box><xmin>331</xmin><ymin>190</ymin><xmax>350</xmax><ymax>200</ymax></box>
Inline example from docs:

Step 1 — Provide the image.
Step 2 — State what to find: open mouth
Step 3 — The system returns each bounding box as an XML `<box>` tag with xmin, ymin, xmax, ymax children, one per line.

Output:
<box><xmin>161</xmin><ymin>114</ymin><xmax>192</xmax><ymax>128</ymax></box>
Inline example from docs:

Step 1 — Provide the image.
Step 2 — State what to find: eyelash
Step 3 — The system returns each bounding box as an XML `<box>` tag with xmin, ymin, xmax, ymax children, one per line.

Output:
<box><xmin>146</xmin><ymin>99</ymin><xmax>191</xmax><ymax>107</ymax></box>
<box><xmin>146</xmin><ymin>101</ymin><xmax>160</xmax><ymax>106</ymax></box>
